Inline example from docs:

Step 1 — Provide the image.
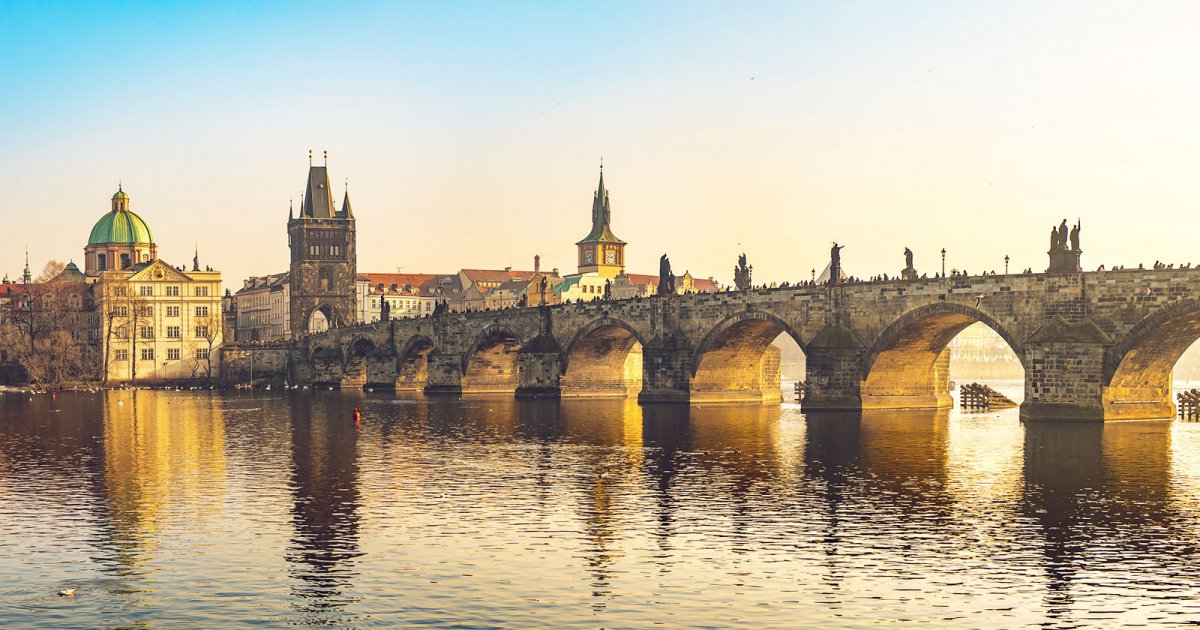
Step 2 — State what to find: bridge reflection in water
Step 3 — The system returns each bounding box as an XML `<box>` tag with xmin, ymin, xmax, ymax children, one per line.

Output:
<box><xmin>3</xmin><ymin>391</ymin><xmax>1200</xmax><ymax>625</ymax></box>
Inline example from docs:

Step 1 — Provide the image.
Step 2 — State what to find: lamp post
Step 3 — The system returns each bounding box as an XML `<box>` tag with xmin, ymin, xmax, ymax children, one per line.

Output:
<box><xmin>941</xmin><ymin>248</ymin><xmax>946</xmax><ymax>276</ymax></box>
<box><xmin>1004</xmin><ymin>255</ymin><xmax>1010</xmax><ymax>275</ymax></box>
<box><xmin>811</xmin><ymin>268</ymin><xmax>815</xmax><ymax>283</ymax></box>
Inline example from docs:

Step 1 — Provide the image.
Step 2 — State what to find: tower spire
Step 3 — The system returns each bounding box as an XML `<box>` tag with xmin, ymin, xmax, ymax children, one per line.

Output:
<box><xmin>22</xmin><ymin>248</ymin><xmax>31</xmax><ymax>284</ymax></box>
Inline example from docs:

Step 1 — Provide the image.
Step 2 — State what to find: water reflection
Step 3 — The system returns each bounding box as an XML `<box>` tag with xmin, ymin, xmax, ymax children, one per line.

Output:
<box><xmin>2</xmin><ymin>391</ymin><xmax>1200</xmax><ymax>626</ymax></box>
<box><xmin>286</xmin><ymin>393</ymin><xmax>362</xmax><ymax>622</ymax></box>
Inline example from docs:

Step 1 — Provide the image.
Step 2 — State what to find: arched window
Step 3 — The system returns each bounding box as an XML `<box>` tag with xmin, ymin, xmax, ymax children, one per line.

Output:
<box><xmin>120</xmin><ymin>253</ymin><xmax>130</xmax><ymax>269</ymax></box>
<box><xmin>98</xmin><ymin>254</ymin><xmax>107</xmax><ymax>271</ymax></box>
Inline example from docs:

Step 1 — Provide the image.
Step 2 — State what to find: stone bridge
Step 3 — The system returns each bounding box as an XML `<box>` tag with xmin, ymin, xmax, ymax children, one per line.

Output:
<box><xmin>290</xmin><ymin>269</ymin><xmax>1200</xmax><ymax>421</ymax></box>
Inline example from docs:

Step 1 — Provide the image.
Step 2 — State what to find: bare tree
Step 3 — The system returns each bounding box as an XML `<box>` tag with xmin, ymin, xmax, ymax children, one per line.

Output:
<box><xmin>192</xmin><ymin>312</ymin><xmax>223</xmax><ymax>383</ymax></box>
<box><xmin>0</xmin><ymin>261</ymin><xmax>98</xmax><ymax>388</ymax></box>
<box><xmin>97</xmin><ymin>276</ymin><xmax>150</xmax><ymax>384</ymax></box>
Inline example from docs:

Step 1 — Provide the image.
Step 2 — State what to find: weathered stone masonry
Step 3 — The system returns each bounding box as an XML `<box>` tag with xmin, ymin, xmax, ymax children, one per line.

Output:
<box><xmin>241</xmin><ymin>268</ymin><xmax>1200</xmax><ymax>422</ymax></box>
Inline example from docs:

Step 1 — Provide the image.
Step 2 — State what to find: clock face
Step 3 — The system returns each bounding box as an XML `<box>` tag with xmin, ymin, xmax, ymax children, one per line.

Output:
<box><xmin>583</xmin><ymin>250</ymin><xmax>594</xmax><ymax>264</ymax></box>
<box><xmin>605</xmin><ymin>250</ymin><xmax>617</xmax><ymax>264</ymax></box>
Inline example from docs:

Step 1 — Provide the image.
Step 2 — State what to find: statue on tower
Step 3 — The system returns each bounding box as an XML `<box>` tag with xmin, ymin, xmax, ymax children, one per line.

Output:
<box><xmin>1070</xmin><ymin>220</ymin><xmax>1081</xmax><ymax>251</ymax></box>
<box><xmin>733</xmin><ymin>253</ymin><xmax>753</xmax><ymax>291</ymax></box>
<box><xmin>1047</xmin><ymin>218</ymin><xmax>1083</xmax><ymax>274</ymax></box>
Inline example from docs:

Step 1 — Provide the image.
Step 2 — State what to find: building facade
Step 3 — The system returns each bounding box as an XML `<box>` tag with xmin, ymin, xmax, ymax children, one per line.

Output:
<box><xmin>233</xmin><ymin>272</ymin><xmax>290</xmax><ymax>342</ymax></box>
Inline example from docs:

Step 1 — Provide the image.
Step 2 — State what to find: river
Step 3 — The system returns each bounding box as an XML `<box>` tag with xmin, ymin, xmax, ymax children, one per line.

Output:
<box><xmin>2</xmin><ymin>389</ymin><xmax>1200</xmax><ymax>627</ymax></box>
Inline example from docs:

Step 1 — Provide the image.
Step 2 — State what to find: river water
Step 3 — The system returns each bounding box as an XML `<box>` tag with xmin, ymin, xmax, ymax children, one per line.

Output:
<box><xmin>2</xmin><ymin>389</ymin><xmax>1200</xmax><ymax>627</ymax></box>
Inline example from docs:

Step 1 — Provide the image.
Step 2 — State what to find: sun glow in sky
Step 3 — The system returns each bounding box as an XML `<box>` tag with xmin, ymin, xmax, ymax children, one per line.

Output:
<box><xmin>2</xmin><ymin>1</ymin><xmax>1200</xmax><ymax>286</ymax></box>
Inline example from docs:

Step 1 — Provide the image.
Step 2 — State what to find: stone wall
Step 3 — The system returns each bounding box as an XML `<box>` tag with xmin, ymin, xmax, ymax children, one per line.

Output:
<box><xmin>283</xmin><ymin>268</ymin><xmax>1200</xmax><ymax>421</ymax></box>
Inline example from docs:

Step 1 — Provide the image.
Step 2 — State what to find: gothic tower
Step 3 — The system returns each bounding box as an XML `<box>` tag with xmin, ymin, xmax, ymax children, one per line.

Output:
<box><xmin>576</xmin><ymin>165</ymin><xmax>626</xmax><ymax>277</ymax></box>
<box><xmin>288</xmin><ymin>155</ymin><xmax>357</xmax><ymax>338</ymax></box>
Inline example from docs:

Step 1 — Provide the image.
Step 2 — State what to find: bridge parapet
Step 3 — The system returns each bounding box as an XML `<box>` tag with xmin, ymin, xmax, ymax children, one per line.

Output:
<box><xmin>276</xmin><ymin>268</ymin><xmax>1200</xmax><ymax>421</ymax></box>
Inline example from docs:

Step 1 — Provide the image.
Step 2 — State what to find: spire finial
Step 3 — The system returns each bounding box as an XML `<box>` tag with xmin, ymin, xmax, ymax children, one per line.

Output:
<box><xmin>345</xmin><ymin>177</ymin><xmax>348</xmax><ymax>194</ymax></box>
<box><xmin>600</xmin><ymin>156</ymin><xmax>603</xmax><ymax>172</ymax></box>
<box><xmin>324</xmin><ymin>150</ymin><xmax>328</xmax><ymax>166</ymax></box>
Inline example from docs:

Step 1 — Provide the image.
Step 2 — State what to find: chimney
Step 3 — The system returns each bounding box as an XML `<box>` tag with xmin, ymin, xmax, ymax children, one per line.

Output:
<box><xmin>504</xmin><ymin>266</ymin><xmax>512</xmax><ymax>272</ymax></box>
<box><xmin>534</xmin><ymin>254</ymin><xmax>540</xmax><ymax>272</ymax></box>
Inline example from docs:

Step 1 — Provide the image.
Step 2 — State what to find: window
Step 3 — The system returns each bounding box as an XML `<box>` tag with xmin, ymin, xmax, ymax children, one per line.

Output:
<box><xmin>195</xmin><ymin>306</ymin><xmax>209</xmax><ymax>317</ymax></box>
<box><xmin>166</xmin><ymin>286</ymin><xmax>180</xmax><ymax>296</ymax></box>
<box><xmin>140</xmin><ymin>326</ymin><xmax>154</xmax><ymax>339</ymax></box>
<box><xmin>98</xmin><ymin>254</ymin><xmax>107</xmax><ymax>271</ymax></box>
<box><xmin>195</xmin><ymin>325</ymin><xmax>209</xmax><ymax>338</ymax></box>
<box><xmin>196</xmin><ymin>348</ymin><xmax>209</xmax><ymax>360</ymax></box>
<box><xmin>115</xmin><ymin>325</ymin><xmax>129</xmax><ymax>339</ymax></box>
<box><xmin>141</xmin><ymin>348</ymin><xmax>154</xmax><ymax>361</ymax></box>
<box><xmin>329</xmin><ymin>245</ymin><xmax>341</xmax><ymax>257</ymax></box>
<box><xmin>195</xmin><ymin>286</ymin><xmax>209</xmax><ymax>297</ymax></box>
<box><xmin>167</xmin><ymin>306</ymin><xmax>180</xmax><ymax>317</ymax></box>
<box><xmin>166</xmin><ymin>326</ymin><xmax>180</xmax><ymax>338</ymax></box>
<box><xmin>167</xmin><ymin>348</ymin><xmax>180</xmax><ymax>360</ymax></box>
<box><xmin>139</xmin><ymin>285</ymin><xmax>153</xmax><ymax>296</ymax></box>
<box><xmin>115</xmin><ymin>349</ymin><xmax>129</xmax><ymax>361</ymax></box>
<box><xmin>138</xmin><ymin>305</ymin><xmax>153</xmax><ymax>317</ymax></box>
<box><xmin>319</xmin><ymin>267</ymin><xmax>333</xmax><ymax>291</ymax></box>
<box><xmin>112</xmin><ymin>285</ymin><xmax>127</xmax><ymax>297</ymax></box>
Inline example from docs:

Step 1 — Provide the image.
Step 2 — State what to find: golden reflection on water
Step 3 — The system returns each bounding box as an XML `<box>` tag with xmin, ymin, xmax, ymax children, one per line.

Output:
<box><xmin>4</xmin><ymin>391</ymin><xmax>1200</xmax><ymax>626</ymax></box>
<box><xmin>99</xmin><ymin>390</ymin><xmax>226</xmax><ymax>572</ymax></box>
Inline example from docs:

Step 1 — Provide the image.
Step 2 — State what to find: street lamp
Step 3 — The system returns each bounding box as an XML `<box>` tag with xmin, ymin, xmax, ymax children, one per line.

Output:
<box><xmin>941</xmin><ymin>248</ymin><xmax>946</xmax><ymax>276</ymax></box>
<box><xmin>1004</xmin><ymin>255</ymin><xmax>1010</xmax><ymax>274</ymax></box>
<box><xmin>811</xmin><ymin>268</ymin><xmax>815</xmax><ymax>283</ymax></box>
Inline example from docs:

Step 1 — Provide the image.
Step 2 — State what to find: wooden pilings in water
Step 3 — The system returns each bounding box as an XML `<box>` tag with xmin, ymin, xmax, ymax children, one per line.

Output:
<box><xmin>959</xmin><ymin>382</ymin><xmax>1018</xmax><ymax>410</ymax></box>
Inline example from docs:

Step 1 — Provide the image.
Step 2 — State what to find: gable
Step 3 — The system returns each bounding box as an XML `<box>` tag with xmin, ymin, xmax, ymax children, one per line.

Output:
<box><xmin>128</xmin><ymin>260</ymin><xmax>192</xmax><ymax>283</ymax></box>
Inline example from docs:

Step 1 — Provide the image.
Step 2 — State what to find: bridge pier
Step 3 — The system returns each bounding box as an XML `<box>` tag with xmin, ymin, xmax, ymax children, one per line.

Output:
<box><xmin>1019</xmin><ymin>318</ymin><xmax>1111</xmax><ymax>422</ymax></box>
<box><xmin>637</xmin><ymin>337</ymin><xmax>692</xmax><ymax>404</ymax></box>
<box><xmin>514</xmin><ymin>342</ymin><xmax>563</xmax><ymax>399</ymax></box>
<box><xmin>423</xmin><ymin>351</ymin><xmax>464</xmax><ymax>396</ymax></box>
<box><xmin>801</xmin><ymin>327</ymin><xmax>866</xmax><ymax>411</ymax></box>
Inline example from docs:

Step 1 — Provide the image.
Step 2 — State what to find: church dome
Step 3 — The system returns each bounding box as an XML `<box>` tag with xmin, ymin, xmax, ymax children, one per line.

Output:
<box><xmin>89</xmin><ymin>186</ymin><xmax>154</xmax><ymax>245</ymax></box>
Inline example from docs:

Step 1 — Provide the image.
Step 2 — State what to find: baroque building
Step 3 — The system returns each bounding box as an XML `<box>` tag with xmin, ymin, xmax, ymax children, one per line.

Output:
<box><xmin>288</xmin><ymin>157</ymin><xmax>356</xmax><ymax>338</ymax></box>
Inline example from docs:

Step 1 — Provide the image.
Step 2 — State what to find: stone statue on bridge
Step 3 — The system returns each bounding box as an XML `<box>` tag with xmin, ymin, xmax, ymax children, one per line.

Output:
<box><xmin>380</xmin><ymin>296</ymin><xmax>390</xmax><ymax>321</ymax></box>
<box><xmin>1047</xmin><ymin>219</ymin><xmax>1083</xmax><ymax>273</ymax></box>
<box><xmin>539</xmin><ymin>276</ymin><xmax>548</xmax><ymax>305</ymax></box>
<box><xmin>658</xmin><ymin>255</ymin><xmax>676</xmax><ymax>295</ymax></box>
<box><xmin>829</xmin><ymin>243</ymin><xmax>845</xmax><ymax>285</ymax></box>
<box><xmin>733</xmin><ymin>253</ymin><xmax>753</xmax><ymax>291</ymax></box>
<box><xmin>902</xmin><ymin>247</ymin><xmax>916</xmax><ymax>280</ymax></box>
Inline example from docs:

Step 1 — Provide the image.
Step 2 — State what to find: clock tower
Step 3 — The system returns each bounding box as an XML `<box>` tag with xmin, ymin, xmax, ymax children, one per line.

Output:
<box><xmin>576</xmin><ymin>165</ymin><xmax>626</xmax><ymax>277</ymax></box>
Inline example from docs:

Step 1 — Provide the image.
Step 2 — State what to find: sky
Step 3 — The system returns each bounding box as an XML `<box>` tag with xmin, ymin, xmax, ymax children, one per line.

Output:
<box><xmin>2</xmin><ymin>1</ymin><xmax>1200</xmax><ymax>287</ymax></box>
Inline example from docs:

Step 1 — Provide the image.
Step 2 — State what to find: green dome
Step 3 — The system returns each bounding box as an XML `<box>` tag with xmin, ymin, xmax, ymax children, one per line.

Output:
<box><xmin>88</xmin><ymin>209</ymin><xmax>154</xmax><ymax>245</ymax></box>
<box><xmin>112</xmin><ymin>189</ymin><xmax>129</xmax><ymax>200</ymax></box>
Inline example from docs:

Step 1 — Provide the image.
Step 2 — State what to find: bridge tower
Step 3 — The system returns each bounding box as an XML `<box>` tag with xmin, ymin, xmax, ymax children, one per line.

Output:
<box><xmin>288</xmin><ymin>153</ymin><xmax>357</xmax><ymax>338</ymax></box>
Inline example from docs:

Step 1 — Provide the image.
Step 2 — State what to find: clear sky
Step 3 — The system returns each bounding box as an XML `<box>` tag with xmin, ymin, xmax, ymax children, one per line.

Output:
<box><xmin>2</xmin><ymin>1</ymin><xmax>1199</xmax><ymax>287</ymax></box>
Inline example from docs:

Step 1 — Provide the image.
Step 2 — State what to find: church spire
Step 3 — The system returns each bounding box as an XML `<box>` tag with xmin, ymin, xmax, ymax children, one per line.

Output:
<box><xmin>22</xmin><ymin>249</ymin><xmax>31</xmax><ymax>284</ymax></box>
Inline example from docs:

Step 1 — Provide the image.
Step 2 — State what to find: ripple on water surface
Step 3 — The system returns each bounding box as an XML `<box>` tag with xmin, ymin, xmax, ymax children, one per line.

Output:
<box><xmin>2</xmin><ymin>390</ymin><xmax>1200</xmax><ymax>626</ymax></box>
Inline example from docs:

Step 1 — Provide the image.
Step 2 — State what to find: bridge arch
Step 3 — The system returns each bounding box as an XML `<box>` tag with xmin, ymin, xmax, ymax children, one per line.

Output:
<box><xmin>689</xmin><ymin>309</ymin><xmax>803</xmax><ymax>403</ymax></box>
<box><xmin>560</xmin><ymin>317</ymin><xmax>647</xmax><ymax>398</ymax></box>
<box><xmin>304</xmin><ymin>304</ymin><xmax>340</xmax><ymax>334</ymax></box>
<box><xmin>1103</xmin><ymin>298</ymin><xmax>1200</xmax><ymax>418</ymax></box>
<box><xmin>342</xmin><ymin>336</ymin><xmax>377</xmax><ymax>389</ymax></box>
<box><xmin>395</xmin><ymin>334</ymin><xmax>436</xmax><ymax>391</ymax></box>
<box><xmin>861</xmin><ymin>302</ymin><xmax>1023</xmax><ymax>410</ymax></box>
<box><xmin>462</xmin><ymin>324</ymin><xmax>524</xmax><ymax>394</ymax></box>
